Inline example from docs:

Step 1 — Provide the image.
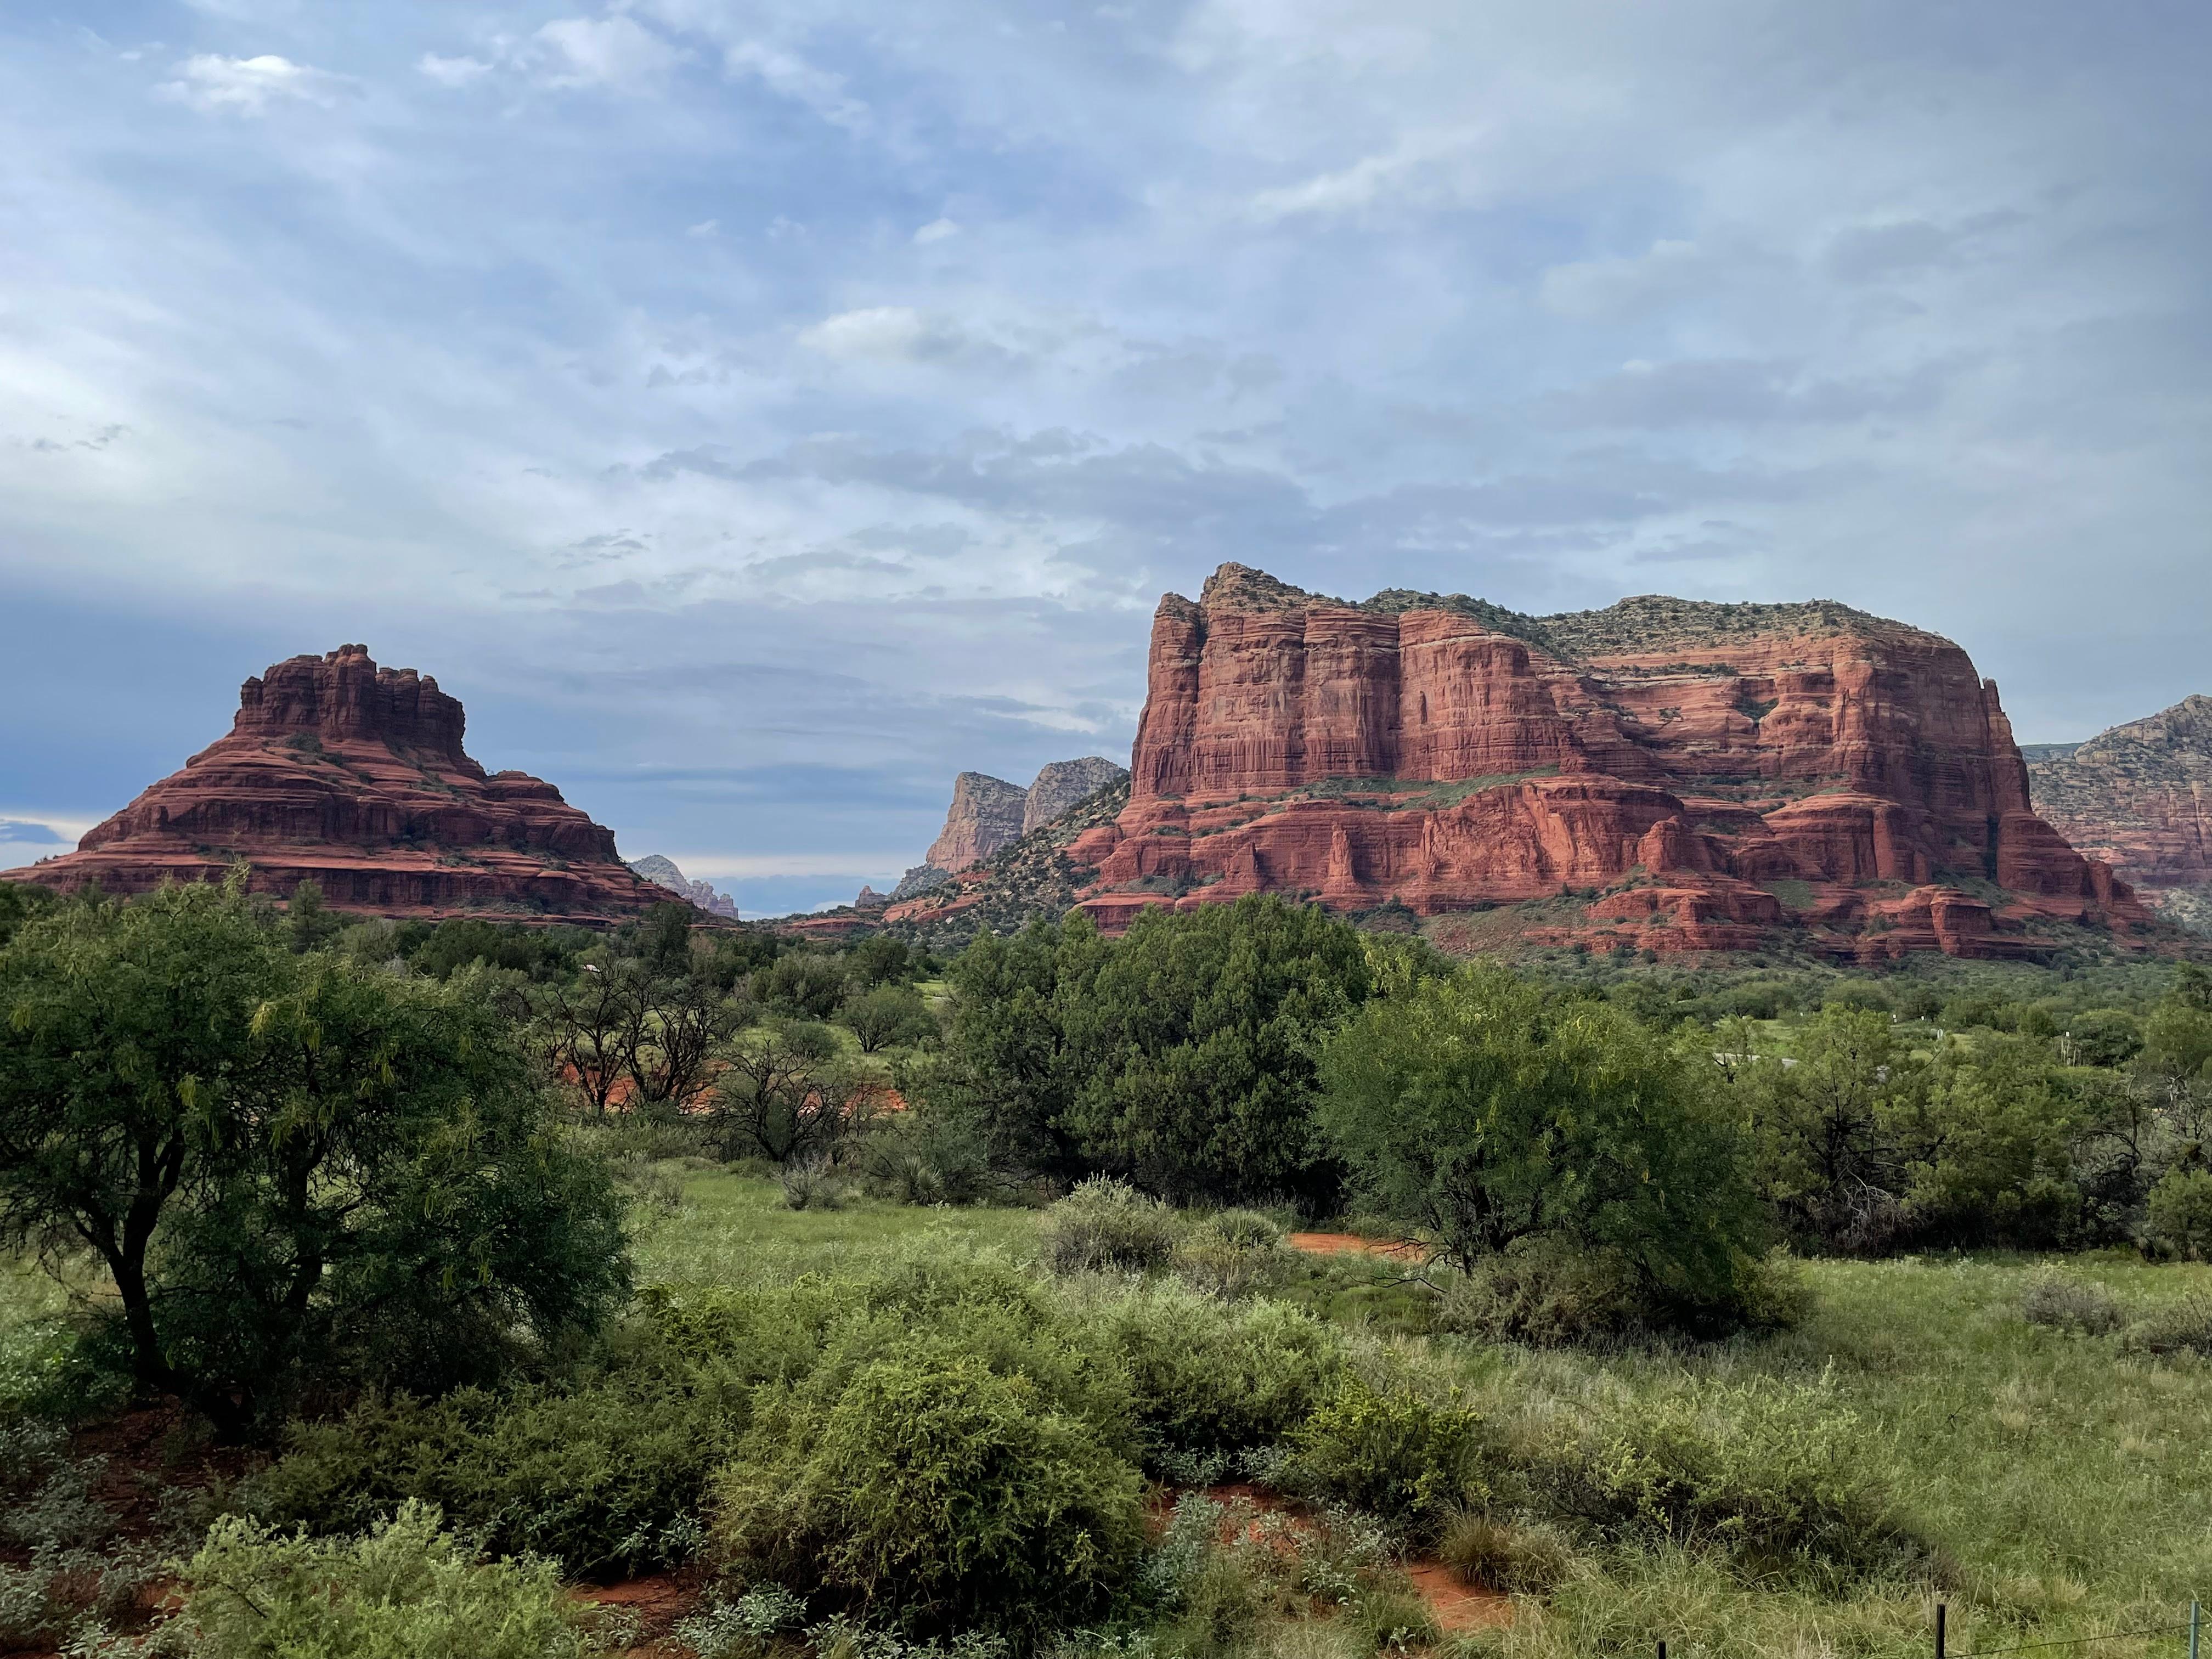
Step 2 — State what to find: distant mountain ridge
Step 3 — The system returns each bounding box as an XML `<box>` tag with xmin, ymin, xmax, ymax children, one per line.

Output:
<box><xmin>627</xmin><ymin>854</ymin><xmax>740</xmax><ymax>919</ymax></box>
<box><xmin>2028</xmin><ymin>695</ymin><xmax>2212</xmax><ymax>933</ymax></box>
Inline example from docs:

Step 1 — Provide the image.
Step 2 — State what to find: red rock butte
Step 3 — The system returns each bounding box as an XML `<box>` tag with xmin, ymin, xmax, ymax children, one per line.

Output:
<box><xmin>4</xmin><ymin>646</ymin><xmax>668</xmax><ymax>923</ymax></box>
<box><xmin>1043</xmin><ymin>563</ymin><xmax>2148</xmax><ymax>959</ymax></box>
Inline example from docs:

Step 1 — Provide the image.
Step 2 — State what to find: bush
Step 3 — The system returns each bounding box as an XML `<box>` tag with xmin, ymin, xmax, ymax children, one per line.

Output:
<box><xmin>847</xmin><ymin>984</ymin><xmax>935</xmax><ymax>1054</ymax></box>
<box><xmin>861</xmin><ymin>1113</ymin><xmax>995</xmax><ymax>1207</ymax></box>
<box><xmin>715</xmin><ymin>1352</ymin><xmax>1146</xmax><ymax>1635</ymax></box>
<box><xmin>1094</xmin><ymin>1284</ymin><xmax>1343</xmax><ymax>1475</ymax></box>
<box><xmin>172</xmin><ymin>1500</ymin><xmax>597</xmax><ymax>1659</ymax></box>
<box><xmin>1174</xmin><ymin>1210</ymin><xmax>1291</xmax><ymax>1300</ymax></box>
<box><xmin>2019</xmin><ymin>1272</ymin><xmax>2125</xmax><ymax>1337</ymax></box>
<box><xmin>1338</xmin><ymin>1581</ymin><xmax>1438</xmax><ymax>1653</ymax></box>
<box><xmin>780</xmin><ymin>1163</ymin><xmax>849</xmax><ymax>1211</ymax></box>
<box><xmin>1280</xmin><ymin>1378</ymin><xmax>1490</xmax><ymax>1540</ymax></box>
<box><xmin>1436</xmin><ymin>1513</ymin><xmax>1575</xmax><ymax>1595</ymax></box>
<box><xmin>251</xmin><ymin>1367</ymin><xmax>739</xmax><ymax>1578</ymax></box>
<box><xmin>755</xmin><ymin>952</ymin><xmax>852</xmax><ymax>1020</ymax></box>
<box><xmin>1437</xmin><ymin>1239</ymin><xmax>1805</xmax><ymax>1346</ymax></box>
<box><xmin>2145</xmin><ymin>1167</ymin><xmax>2212</xmax><ymax>1260</ymax></box>
<box><xmin>1531</xmin><ymin>1381</ymin><xmax>1912</xmax><ymax>1582</ymax></box>
<box><xmin>1042</xmin><ymin>1177</ymin><xmax>1181</xmax><ymax>1275</ymax></box>
<box><xmin>2123</xmin><ymin>1294</ymin><xmax>2212</xmax><ymax>1358</ymax></box>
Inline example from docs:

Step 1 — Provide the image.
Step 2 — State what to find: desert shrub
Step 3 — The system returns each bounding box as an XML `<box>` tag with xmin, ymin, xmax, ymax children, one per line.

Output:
<box><xmin>1043</xmin><ymin>1177</ymin><xmax>1181</xmax><ymax>1274</ymax></box>
<box><xmin>1530</xmin><ymin>1380</ymin><xmax>1911</xmax><ymax>1582</ymax></box>
<box><xmin>1437</xmin><ymin>1513</ymin><xmax>1575</xmax><ymax>1595</ymax></box>
<box><xmin>1321</xmin><ymin>967</ymin><xmax>1768</xmax><ymax>1333</ymax></box>
<box><xmin>861</xmin><ymin>1113</ymin><xmax>996</xmax><ymax>1206</ymax></box>
<box><xmin>675</xmin><ymin>1585</ymin><xmax>809</xmax><ymax>1658</ymax></box>
<box><xmin>755</xmin><ymin>951</ymin><xmax>852</xmax><ymax>1020</ymax></box>
<box><xmin>1173</xmin><ymin>1209</ymin><xmax>1292</xmax><ymax>1299</ymax></box>
<box><xmin>1</xmin><ymin>1420</ymin><xmax>113</xmax><ymax>1549</ymax></box>
<box><xmin>2019</xmin><ymin>1272</ymin><xmax>2126</xmax><ymax>1336</ymax></box>
<box><xmin>780</xmin><ymin>1163</ymin><xmax>849</xmax><ymax>1211</ymax></box>
<box><xmin>1437</xmin><ymin>1239</ymin><xmax>1805</xmax><ymax>1346</ymax></box>
<box><xmin>171</xmin><ymin>1500</ymin><xmax>596</xmax><ymax>1659</ymax></box>
<box><xmin>715</xmin><ymin>1351</ymin><xmax>1146</xmax><ymax>1635</ymax></box>
<box><xmin>251</xmin><ymin>1366</ymin><xmax>740</xmax><ymax>1577</ymax></box>
<box><xmin>1094</xmin><ymin>1283</ymin><xmax>1344</xmax><ymax>1475</ymax></box>
<box><xmin>0</xmin><ymin>1421</ymin><xmax>157</xmax><ymax>1650</ymax></box>
<box><xmin>1337</xmin><ymin>1581</ymin><xmax>1438</xmax><ymax>1653</ymax></box>
<box><xmin>2067</xmin><ymin>1008</ymin><xmax>2146</xmax><ymax>1068</ymax></box>
<box><xmin>2123</xmin><ymin>1294</ymin><xmax>2212</xmax><ymax>1358</ymax></box>
<box><xmin>2145</xmin><ymin>1167</ymin><xmax>2212</xmax><ymax>1259</ymax></box>
<box><xmin>1280</xmin><ymin>1378</ymin><xmax>1491</xmax><ymax>1541</ymax></box>
<box><xmin>847</xmin><ymin>983</ymin><xmax>936</xmax><ymax>1053</ymax></box>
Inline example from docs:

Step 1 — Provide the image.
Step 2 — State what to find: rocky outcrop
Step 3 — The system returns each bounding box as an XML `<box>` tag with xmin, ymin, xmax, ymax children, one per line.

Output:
<box><xmin>1022</xmin><ymin>757</ymin><xmax>1130</xmax><ymax>836</ymax></box>
<box><xmin>889</xmin><ymin>864</ymin><xmax>952</xmax><ymax>902</ymax></box>
<box><xmin>854</xmin><ymin>885</ymin><xmax>890</xmax><ymax>911</ymax></box>
<box><xmin>922</xmin><ymin>563</ymin><xmax>2145</xmax><ymax>958</ymax></box>
<box><xmin>628</xmin><ymin>854</ymin><xmax>740</xmax><ymax>919</ymax></box>
<box><xmin>924</xmin><ymin>773</ymin><xmax>1030</xmax><ymax>872</ymax></box>
<box><xmin>4</xmin><ymin>646</ymin><xmax>666</xmax><ymax>923</ymax></box>
<box><xmin>2029</xmin><ymin>696</ymin><xmax>2212</xmax><ymax>932</ymax></box>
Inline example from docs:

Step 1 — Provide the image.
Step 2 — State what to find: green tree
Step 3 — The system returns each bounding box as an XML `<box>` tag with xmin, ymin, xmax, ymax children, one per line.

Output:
<box><xmin>845</xmin><ymin>982</ymin><xmax>934</xmax><ymax>1053</ymax></box>
<box><xmin>754</xmin><ymin>950</ymin><xmax>851</xmax><ymax>1020</ymax></box>
<box><xmin>0</xmin><ymin>878</ymin><xmax>629</xmax><ymax>1436</ymax></box>
<box><xmin>1318</xmin><ymin>965</ymin><xmax>1763</xmax><ymax>1312</ymax></box>
<box><xmin>846</xmin><ymin>932</ymin><xmax>912</xmax><ymax>988</ymax></box>
<box><xmin>1062</xmin><ymin>894</ymin><xmax>1372</xmax><ymax>1206</ymax></box>
<box><xmin>283</xmin><ymin>878</ymin><xmax>345</xmax><ymax>953</ymax></box>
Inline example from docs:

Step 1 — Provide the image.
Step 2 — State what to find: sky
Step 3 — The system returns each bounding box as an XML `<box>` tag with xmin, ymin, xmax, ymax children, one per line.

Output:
<box><xmin>3</xmin><ymin>1</ymin><xmax>2208</xmax><ymax>915</ymax></box>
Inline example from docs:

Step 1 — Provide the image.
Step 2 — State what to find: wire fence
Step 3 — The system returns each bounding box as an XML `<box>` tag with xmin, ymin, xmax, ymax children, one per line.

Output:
<box><xmin>1652</xmin><ymin>1604</ymin><xmax>2204</xmax><ymax>1659</ymax></box>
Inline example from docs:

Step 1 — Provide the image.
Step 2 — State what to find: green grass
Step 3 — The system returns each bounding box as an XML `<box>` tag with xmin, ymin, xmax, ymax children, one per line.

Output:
<box><xmin>628</xmin><ymin>1166</ymin><xmax>1043</xmax><ymax>1286</ymax></box>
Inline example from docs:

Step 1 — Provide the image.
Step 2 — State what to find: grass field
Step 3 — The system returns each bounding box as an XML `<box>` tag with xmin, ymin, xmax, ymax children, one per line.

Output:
<box><xmin>627</xmin><ymin>1168</ymin><xmax>2212</xmax><ymax>1659</ymax></box>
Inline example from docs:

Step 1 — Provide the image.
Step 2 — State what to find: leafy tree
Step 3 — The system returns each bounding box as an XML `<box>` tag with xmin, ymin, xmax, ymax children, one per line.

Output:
<box><xmin>846</xmin><ymin>933</ymin><xmax>912</xmax><ymax>989</ymax></box>
<box><xmin>0</xmin><ymin>878</ymin><xmax>630</xmax><ymax>1436</ymax></box>
<box><xmin>754</xmin><ymin>951</ymin><xmax>851</xmax><ymax>1020</ymax></box>
<box><xmin>845</xmin><ymin>983</ymin><xmax>934</xmax><ymax>1054</ymax></box>
<box><xmin>1318</xmin><ymin>965</ymin><xmax>1763</xmax><ymax>1313</ymax></box>
<box><xmin>630</xmin><ymin>901</ymin><xmax>697</xmax><ymax>977</ymax></box>
<box><xmin>1062</xmin><ymin>894</ymin><xmax>1371</xmax><ymax>1206</ymax></box>
<box><xmin>911</xmin><ymin>916</ymin><xmax>1110</xmax><ymax>1183</ymax></box>
<box><xmin>612</xmin><ymin>966</ymin><xmax>742</xmax><ymax>1108</ymax></box>
<box><xmin>709</xmin><ymin>1020</ymin><xmax>873</xmax><ymax>1165</ymax></box>
<box><xmin>0</xmin><ymin>878</ymin><xmax>57</xmax><ymax>947</ymax></box>
<box><xmin>283</xmin><ymin>878</ymin><xmax>345</xmax><ymax>953</ymax></box>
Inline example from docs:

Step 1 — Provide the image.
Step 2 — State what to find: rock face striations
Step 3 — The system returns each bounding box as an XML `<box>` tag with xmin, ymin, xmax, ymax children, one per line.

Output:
<box><xmin>902</xmin><ymin>563</ymin><xmax>2145</xmax><ymax>959</ymax></box>
<box><xmin>6</xmin><ymin>646</ymin><xmax>667</xmax><ymax>922</ymax></box>
<box><xmin>924</xmin><ymin>772</ymin><xmax>1032</xmax><ymax>873</ymax></box>
<box><xmin>1023</xmin><ymin>757</ymin><xmax>1130</xmax><ymax>836</ymax></box>
<box><xmin>2028</xmin><ymin>696</ymin><xmax>2212</xmax><ymax>933</ymax></box>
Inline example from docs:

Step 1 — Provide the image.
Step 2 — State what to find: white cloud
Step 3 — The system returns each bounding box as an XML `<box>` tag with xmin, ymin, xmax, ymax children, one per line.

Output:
<box><xmin>1537</xmin><ymin>239</ymin><xmax>1715</xmax><ymax>320</ymax></box>
<box><xmin>1247</xmin><ymin>127</ymin><xmax>1480</xmax><ymax>221</ymax></box>
<box><xmin>157</xmin><ymin>54</ymin><xmax>342</xmax><ymax>116</ymax></box>
<box><xmin>533</xmin><ymin>15</ymin><xmax>682</xmax><ymax>89</ymax></box>
<box><xmin>417</xmin><ymin>52</ymin><xmax>493</xmax><ymax>88</ymax></box>
<box><xmin>686</xmin><ymin>218</ymin><xmax>719</xmax><ymax>237</ymax></box>
<box><xmin>797</xmin><ymin>306</ymin><xmax>1010</xmax><ymax>368</ymax></box>
<box><xmin>722</xmin><ymin>40</ymin><xmax>868</xmax><ymax>132</ymax></box>
<box><xmin>666</xmin><ymin>851</ymin><xmax>914</xmax><ymax>878</ymax></box>
<box><xmin>913</xmin><ymin>217</ymin><xmax>960</xmax><ymax>246</ymax></box>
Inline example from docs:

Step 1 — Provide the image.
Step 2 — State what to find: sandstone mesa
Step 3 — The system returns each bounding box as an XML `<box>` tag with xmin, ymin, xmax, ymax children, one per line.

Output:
<box><xmin>4</xmin><ymin>646</ymin><xmax>668</xmax><ymax>923</ymax></box>
<box><xmin>893</xmin><ymin>562</ymin><xmax>2149</xmax><ymax>961</ymax></box>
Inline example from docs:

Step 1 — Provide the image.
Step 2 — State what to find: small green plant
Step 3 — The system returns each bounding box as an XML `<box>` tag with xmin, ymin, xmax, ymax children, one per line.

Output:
<box><xmin>1436</xmin><ymin>1513</ymin><xmax>1575</xmax><ymax>1595</ymax></box>
<box><xmin>715</xmin><ymin>1351</ymin><xmax>1146</xmax><ymax>1635</ymax></box>
<box><xmin>1042</xmin><ymin>1178</ymin><xmax>1181</xmax><ymax>1275</ymax></box>
<box><xmin>170</xmin><ymin>1501</ymin><xmax>597</xmax><ymax>1659</ymax></box>
<box><xmin>2019</xmin><ymin>1272</ymin><xmax>2125</xmax><ymax>1336</ymax></box>
<box><xmin>781</xmin><ymin>1162</ymin><xmax>849</xmax><ymax>1211</ymax></box>
<box><xmin>1281</xmin><ymin>1378</ymin><xmax>1490</xmax><ymax>1540</ymax></box>
<box><xmin>2145</xmin><ymin>1169</ymin><xmax>2212</xmax><ymax>1260</ymax></box>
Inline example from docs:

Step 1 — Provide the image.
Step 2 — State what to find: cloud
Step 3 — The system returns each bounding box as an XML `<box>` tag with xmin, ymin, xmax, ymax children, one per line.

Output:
<box><xmin>157</xmin><ymin>54</ymin><xmax>343</xmax><ymax>115</ymax></box>
<box><xmin>1539</xmin><ymin>358</ymin><xmax>1949</xmax><ymax>428</ymax></box>
<box><xmin>0</xmin><ymin>817</ymin><xmax>68</xmax><ymax>845</ymax></box>
<box><xmin>532</xmin><ymin>15</ymin><xmax>683</xmax><ymax>89</ymax></box>
<box><xmin>722</xmin><ymin>40</ymin><xmax>868</xmax><ymax>132</ymax></box>
<box><xmin>912</xmin><ymin>217</ymin><xmax>960</xmax><ymax>245</ymax></box>
<box><xmin>795</xmin><ymin>306</ymin><xmax>1015</xmax><ymax>369</ymax></box>
<box><xmin>1248</xmin><ymin>128</ymin><xmax>1477</xmax><ymax>221</ymax></box>
<box><xmin>417</xmin><ymin>52</ymin><xmax>494</xmax><ymax>88</ymax></box>
<box><xmin>1537</xmin><ymin>240</ymin><xmax>1727</xmax><ymax>321</ymax></box>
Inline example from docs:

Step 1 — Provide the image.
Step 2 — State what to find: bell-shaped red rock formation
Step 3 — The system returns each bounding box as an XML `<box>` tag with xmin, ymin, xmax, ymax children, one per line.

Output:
<box><xmin>5</xmin><ymin>646</ymin><xmax>667</xmax><ymax>922</ymax></box>
<box><xmin>1068</xmin><ymin>565</ymin><xmax>2149</xmax><ymax>957</ymax></box>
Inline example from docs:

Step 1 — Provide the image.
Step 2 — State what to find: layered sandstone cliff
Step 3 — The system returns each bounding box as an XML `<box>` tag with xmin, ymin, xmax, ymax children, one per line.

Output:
<box><xmin>924</xmin><ymin>772</ymin><xmax>1030</xmax><ymax>872</ymax></box>
<box><xmin>2028</xmin><ymin>696</ymin><xmax>2212</xmax><ymax>932</ymax></box>
<box><xmin>1036</xmin><ymin>563</ymin><xmax>2146</xmax><ymax>958</ymax></box>
<box><xmin>917</xmin><ymin>758</ymin><xmax>1132</xmax><ymax>873</ymax></box>
<box><xmin>5</xmin><ymin>646</ymin><xmax>666</xmax><ymax>922</ymax></box>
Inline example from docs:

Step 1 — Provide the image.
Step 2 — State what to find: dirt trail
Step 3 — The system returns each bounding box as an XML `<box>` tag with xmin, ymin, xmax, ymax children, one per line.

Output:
<box><xmin>1287</xmin><ymin>1230</ymin><xmax>1432</xmax><ymax>1261</ymax></box>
